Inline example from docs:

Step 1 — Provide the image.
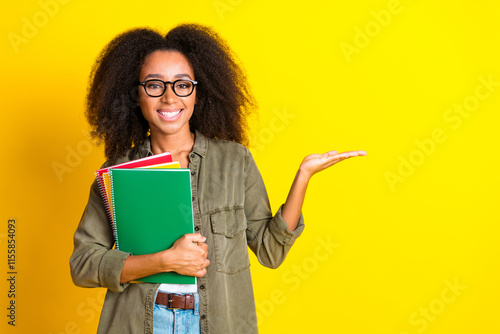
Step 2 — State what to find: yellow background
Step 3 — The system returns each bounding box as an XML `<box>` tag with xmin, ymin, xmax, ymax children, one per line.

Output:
<box><xmin>1</xmin><ymin>0</ymin><xmax>499</xmax><ymax>333</ymax></box>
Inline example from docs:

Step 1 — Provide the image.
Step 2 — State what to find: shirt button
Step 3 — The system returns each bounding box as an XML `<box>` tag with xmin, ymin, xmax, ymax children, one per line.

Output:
<box><xmin>192</xmin><ymin>196</ymin><xmax>195</xmax><ymax>201</ymax></box>
<box><xmin>191</xmin><ymin>171</ymin><xmax>196</xmax><ymax>175</ymax></box>
<box><xmin>200</xmin><ymin>284</ymin><xmax>205</xmax><ymax>290</ymax></box>
<box><xmin>194</xmin><ymin>226</ymin><xmax>200</xmax><ymax>231</ymax></box>
<box><xmin>190</xmin><ymin>153</ymin><xmax>195</xmax><ymax>159</ymax></box>
<box><xmin>201</xmin><ymin>315</ymin><xmax>206</xmax><ymax>320</ymax></box>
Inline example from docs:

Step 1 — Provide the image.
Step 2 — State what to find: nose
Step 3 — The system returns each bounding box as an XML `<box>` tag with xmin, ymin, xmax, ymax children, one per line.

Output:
<box><xmin>161</xmin><ymin>83</ymin><xmax>178</xmax><ymax>103</ymax></box>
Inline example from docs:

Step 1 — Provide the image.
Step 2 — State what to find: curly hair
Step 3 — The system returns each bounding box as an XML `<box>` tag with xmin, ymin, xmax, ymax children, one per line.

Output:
<box><xmin>85</xmin><ymin>24</ymin><xmax>256</xmax><ymax>164</ymax></box>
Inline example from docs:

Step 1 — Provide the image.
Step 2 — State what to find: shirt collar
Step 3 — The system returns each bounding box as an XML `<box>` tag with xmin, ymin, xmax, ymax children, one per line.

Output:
<box><xmin>138</xmin><ymin>130</ymin><xmax>208</xmax><ymax>159</ymax></box>
<box><xmin>192</xmin><ymin>130</ymin><xmax>208</xmax><ymax>158</ymax></box>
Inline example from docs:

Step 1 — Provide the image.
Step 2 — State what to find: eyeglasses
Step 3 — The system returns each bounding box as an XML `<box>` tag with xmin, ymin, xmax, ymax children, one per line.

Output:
<box><xmin>138</xmin><ymin>79</ymin><xmax>198</xmax><ymax>97</ymax></box>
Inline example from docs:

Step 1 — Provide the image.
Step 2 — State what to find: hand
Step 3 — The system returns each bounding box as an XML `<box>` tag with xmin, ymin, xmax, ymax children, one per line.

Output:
<box><xmin>299</xmin><ymin>150</ymin><xmax>367</xmax><ymax>179</ymax></box>
<box><xmin>162</xmin><ymin>233</ymin><xmax>210</xmax><ymax>277</ymax></box>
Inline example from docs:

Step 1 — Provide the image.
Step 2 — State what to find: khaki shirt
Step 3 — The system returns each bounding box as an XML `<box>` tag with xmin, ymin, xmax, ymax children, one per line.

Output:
<box><xmin>70</xmin><ymin>131</ymin><xmax>305</xmax><ymax>333</ymax></box>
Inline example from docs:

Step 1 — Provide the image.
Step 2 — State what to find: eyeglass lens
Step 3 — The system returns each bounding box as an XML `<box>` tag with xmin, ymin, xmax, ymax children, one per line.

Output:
<box><xmin>145</xmin><ymin>80</ymin><xmax>194</xmax><ymax>97</ymax></box>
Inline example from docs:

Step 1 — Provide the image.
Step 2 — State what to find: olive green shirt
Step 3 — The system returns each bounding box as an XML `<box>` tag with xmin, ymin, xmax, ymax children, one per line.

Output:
<box><xmin>70</xmin><ymin>131</ymin><xmax>305</xmax><ymax>333</ymax></box>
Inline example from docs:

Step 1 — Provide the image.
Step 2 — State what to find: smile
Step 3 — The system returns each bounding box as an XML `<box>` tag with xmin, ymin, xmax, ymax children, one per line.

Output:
<box><xmin>157</xmin><ymin>109</ymin><xmax>182</xmax><ymax>117</ymax></box>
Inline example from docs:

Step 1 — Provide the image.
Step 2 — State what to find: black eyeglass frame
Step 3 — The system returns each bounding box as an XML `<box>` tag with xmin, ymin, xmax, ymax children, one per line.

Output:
<box><xmin>138</xmin><ymin>79</ymin><xmax>198</xmax><ymax>97</ymax></box>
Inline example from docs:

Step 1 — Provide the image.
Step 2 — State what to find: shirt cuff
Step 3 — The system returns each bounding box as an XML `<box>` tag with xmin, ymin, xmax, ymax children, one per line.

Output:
<box><xmin>269</xmin><ymin>205</ymin><xmax>305</xmax><ymax>246</ymax></box>
<box><xmin>98</xmin><ymin>249</ymin><xmax>131</xmax><ymax>292</ymax></box>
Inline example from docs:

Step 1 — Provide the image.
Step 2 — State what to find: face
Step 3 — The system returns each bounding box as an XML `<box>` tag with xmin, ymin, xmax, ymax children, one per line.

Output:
<box><xmin>138</xmin><ymin>50</ymin><xmax>196</xmax><ymax>139</ymax></box>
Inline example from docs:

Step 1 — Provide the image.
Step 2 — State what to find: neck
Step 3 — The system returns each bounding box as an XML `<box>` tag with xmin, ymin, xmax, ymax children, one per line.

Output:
<box><xmin>150</xmin><ymin>130</ymin><xmax>195</xmax><ymax>156</ymax></box>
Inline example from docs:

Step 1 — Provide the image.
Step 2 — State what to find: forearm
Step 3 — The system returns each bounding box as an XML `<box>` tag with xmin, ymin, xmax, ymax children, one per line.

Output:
<box><xmin>282</xmin><ymin>169</ymin><xmax>311</xmax><ymax>231</ymax></box>
<box><xmin>120</xmin><ymin>252</ymin><xmax>166</xmax><ymax>284</ymax></box>
<box><xmin>120</xmin><ymin>234</ymin><xmax>209</xmax><ymax>284</ymax></box>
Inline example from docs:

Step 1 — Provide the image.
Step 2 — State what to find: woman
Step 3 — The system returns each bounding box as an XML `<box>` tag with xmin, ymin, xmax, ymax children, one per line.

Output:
<box><xmin>70</xmin><ymin>24</ymin><xmax>366</xmax><ymax>334</ymax></box>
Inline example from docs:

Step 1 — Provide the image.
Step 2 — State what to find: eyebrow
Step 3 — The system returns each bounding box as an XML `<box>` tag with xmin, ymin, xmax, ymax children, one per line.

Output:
<box><xmin>143</xmin><ymin>73</ymin><xmax>193</xmax><ymax>80</ymax></box>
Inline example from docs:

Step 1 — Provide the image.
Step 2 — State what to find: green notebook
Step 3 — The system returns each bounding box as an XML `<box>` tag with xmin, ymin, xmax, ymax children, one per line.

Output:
<box><xmin>110</xmin><ymin>168</ymin><xmax>195</xmax><ymax>284</ymax></box>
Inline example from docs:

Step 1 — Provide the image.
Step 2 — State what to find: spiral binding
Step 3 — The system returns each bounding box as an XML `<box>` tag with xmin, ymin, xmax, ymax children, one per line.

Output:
<box><xmin>109</xmin><ymin>171</ymin><xmax>119</xmax><ymax>250</ymax></box>
<box><xmin>95</xmin><ymin>172</ymin><xmax>119</xmax><ymax>249</ymax></box>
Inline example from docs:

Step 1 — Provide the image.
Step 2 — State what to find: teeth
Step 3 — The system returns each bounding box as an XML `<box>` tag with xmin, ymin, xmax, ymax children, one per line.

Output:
<box><xmin>158</xmin><ymin>110</ymin><xmax>181</xmax><ymax>117</ymax></box>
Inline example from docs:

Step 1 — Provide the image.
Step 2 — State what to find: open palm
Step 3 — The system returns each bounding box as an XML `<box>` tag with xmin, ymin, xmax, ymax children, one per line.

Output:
<box><xmin>299</xmin><ymin>150</ymin><xmax>367</xmax><ymax>178</ymax></box>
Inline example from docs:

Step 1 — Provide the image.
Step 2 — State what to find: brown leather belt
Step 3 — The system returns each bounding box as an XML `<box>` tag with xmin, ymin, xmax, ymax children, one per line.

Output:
<box><xmin>155</xmin><ymin>292</ymin><xmax>195</xmax><ymax>310</ymax></box>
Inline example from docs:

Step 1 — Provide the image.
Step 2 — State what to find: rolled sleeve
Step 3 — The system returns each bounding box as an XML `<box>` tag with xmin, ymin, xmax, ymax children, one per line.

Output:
<box><xmin>268</xmin><ymin>205</ymin><xmax>305</xmax><ymax>246</ymax></box>
<box><xmin>98</xmin><ymin>249</ymin><xmax>131</xmax><ymax>292</ymax></box>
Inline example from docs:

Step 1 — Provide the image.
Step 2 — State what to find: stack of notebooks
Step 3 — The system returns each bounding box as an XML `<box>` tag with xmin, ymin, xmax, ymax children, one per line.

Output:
<box><xmin>95</xmin><ymin>152</ymin><xmax>195</xmax><ymax>284</ymax></box>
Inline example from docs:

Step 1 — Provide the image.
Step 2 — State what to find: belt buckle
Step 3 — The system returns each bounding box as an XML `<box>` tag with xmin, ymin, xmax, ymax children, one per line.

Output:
<box><xmin>167</xmin><ymin>294</ymin><xmax>181</xmax><ymax>310</ymax></box>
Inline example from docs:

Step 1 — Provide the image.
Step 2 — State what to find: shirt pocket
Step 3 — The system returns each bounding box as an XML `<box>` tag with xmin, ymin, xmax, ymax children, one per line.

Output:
<box><xmin>210</xmin><ymin>208</ymin><xmax>250</xmax><ymax>274</ymax></box>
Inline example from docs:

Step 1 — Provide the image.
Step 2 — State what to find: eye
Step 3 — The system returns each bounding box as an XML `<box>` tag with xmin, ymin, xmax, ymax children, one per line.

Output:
<box><xmin>175</xmin><ymin>81</ymin><xmax>192</xmax><ymax>89</ymax></box>
<box><xmin>146</xmin><ymin>82</ymin><xmax>163</xmax><ymax>89</ymax></box>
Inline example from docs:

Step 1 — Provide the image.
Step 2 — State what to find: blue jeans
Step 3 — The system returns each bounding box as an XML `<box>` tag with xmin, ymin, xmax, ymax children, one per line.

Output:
<box><xmin>153</xmin><ymin>293</ymin><xmax>200</xmax><ymax>334</ymax></box>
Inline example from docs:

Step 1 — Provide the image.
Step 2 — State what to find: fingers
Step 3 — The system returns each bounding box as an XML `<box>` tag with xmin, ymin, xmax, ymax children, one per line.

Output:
<box><xmin>192</xmin><ymin>259</ymin><xmax>210</xmax><ymax>277</ymax></box>
<box><xmin>299</xmin><ymin>149</ymin><xmax>367</xmax><ymax>177</ymax></box>
<box><xmin>176</xmin><ymin>234</ymin><xmax>208</xmax><ymax>252</ymax></box>
<box><xmin>336</xmin><ymin>150</ymin><xmax>366</xmax><ymax>158</ymax></box>
<box><xmin>325</xmin><ymin>150</ymin><xmax>338</xmax><ymax>156</ymax></box>
<box><xmin>184</xmin><ymin>233</ymin><xmax>207</xmax><ymax>243</ymax></box>
<box><xmin>315</xmin><ymin>150</ymin><xmax>367</xmax><ymax>170</ymax></box>
<box><xmin>195</xmin><ymin>269</ymin><xmax>206</xmax><ymax>277</ymax></box>
<box><xmin>345</xmin><ymin>150</ymin><xmax>367</xmax><ymax>157</ymax></box>
<box><xmin>325</xmin><ymin>150</ymin><xmax>367</xmax><ymax>161</ymax></box>
<box><xmin>198</xmin><ymin>242</ymin><xmax>209</xmax><ymax>256</ymax></box>
<box><xmin>172</xmin><ymin>233</ymin><xmax>209</xmax><ymax>258</ymax></box>
<box><xmin>201</xmin><ymin>258</ymin><xmax>210</xmax><ymax>270</ymax></box>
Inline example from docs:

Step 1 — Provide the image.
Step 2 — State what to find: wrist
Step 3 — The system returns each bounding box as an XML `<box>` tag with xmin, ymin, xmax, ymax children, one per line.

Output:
<box><xmin>296</xmin><ymin>168</ymin><xmax>312</xmax><ymax>183</ymax></box>
<box><xmin>158</xmin><ymin>249</ymin><xmax>175</xmax><ymax>273</ymax></box>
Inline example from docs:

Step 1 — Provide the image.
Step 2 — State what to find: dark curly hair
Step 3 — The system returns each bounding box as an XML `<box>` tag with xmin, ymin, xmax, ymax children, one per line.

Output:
<box><xmin>86</xmin><ymin>24</ymin><xmax>256</xmax><ymax>164</ymax></box>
